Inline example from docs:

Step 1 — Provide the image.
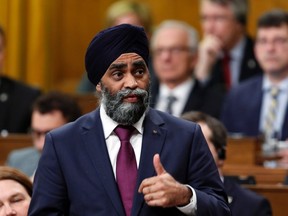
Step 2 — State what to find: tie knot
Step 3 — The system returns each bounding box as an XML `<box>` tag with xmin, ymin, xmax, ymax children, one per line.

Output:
<box><xmin>223</xmin><ymin>52</ymin><xmax>230</xmax><ymax>61</ymax></box>
<box><xmin>114</xmin><ymin>125</ymin><xmax>135</xmax><ymax>141</ymax></box>
<box><xmin>167</xmin><ymin>95</ymin><xmax>177</xmax><ymax>103</ymax></box>
<box><xmin>270</xmin><ymin>86</ymin><xmax>280</xmax><ymax>97</ymax></box>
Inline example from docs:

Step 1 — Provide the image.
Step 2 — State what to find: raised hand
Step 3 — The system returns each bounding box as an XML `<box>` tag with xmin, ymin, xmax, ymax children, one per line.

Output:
<box><xmin>138</xmin><ymin>154</ymin><xmax>192</xmax><ymax>207</ymax></box>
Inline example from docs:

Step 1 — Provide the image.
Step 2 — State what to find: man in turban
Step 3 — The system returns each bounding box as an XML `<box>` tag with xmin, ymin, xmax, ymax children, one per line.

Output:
<box><xmin>28</xmin><ymin>24</ymin><xmax>230</xmax><ymax>216</ymax></box>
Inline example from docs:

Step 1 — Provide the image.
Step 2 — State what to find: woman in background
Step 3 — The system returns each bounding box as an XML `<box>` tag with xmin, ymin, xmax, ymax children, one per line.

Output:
<box><xmin>0</xmin><ymin>166</ymin><xmax>32</xmax><ymax>216</ymax></box>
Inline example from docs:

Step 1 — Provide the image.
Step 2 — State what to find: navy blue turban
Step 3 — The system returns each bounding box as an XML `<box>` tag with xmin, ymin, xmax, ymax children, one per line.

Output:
<box><xmin>85</xmin><ymin>24</ymin><xmax>149</xmax><ymax>85</ymax></box>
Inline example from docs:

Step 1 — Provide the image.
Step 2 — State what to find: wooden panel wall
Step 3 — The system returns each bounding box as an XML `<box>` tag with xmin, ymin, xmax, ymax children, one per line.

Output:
<box><xmin>6</xmin><ymin>0</ymin><xmax>287</xmax><ymax>92</ymax></box>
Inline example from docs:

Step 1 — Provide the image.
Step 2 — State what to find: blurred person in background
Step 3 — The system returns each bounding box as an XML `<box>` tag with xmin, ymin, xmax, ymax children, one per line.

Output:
<box><xmin>0</xmin><ymin>26</ymin><xmax>41</xmax><ymax>134</ymax></box>
<box><xmin>6</xmin><ymin>91</ymin><xmax>82</xmax><ymax>177</ymax></box>
<box><xmin>150</xmin><ymin>20</ymin><xmax>225</xmax><ymax>118</ymax></box>
<box><xmin>221</xmin><ymin>9</ymin><xmax>288</xmax><ymax>145</ymax></box>
<box><xmin>0</xmin><ymin>166</ymin><xmax>32</xmax><ymax>216</ymax></box>
<box><xmin>182</xmin><ymin>111</ymin><xmax>272</xmax><ymax>216</ymax></box>
<box><xmin>195</xmin><ymin>0</ymin><xmax>261</xmax><ymax>90</ymax></box>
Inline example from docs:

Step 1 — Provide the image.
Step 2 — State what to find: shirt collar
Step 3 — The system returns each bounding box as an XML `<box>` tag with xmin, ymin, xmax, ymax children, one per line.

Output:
<box><xmin>100</xmin><ymin>104</ymin><xmax>145</xmax><ymax>139</ymax></box>
<box><xmin>262</xmin><ymin>76</ymin><xmax>288</xmax><ymax>92</ymax></box>
<box><xmin>159</xmin><ymin>77</ymin><xmax>194</xmax><ymax>98</ymax></box>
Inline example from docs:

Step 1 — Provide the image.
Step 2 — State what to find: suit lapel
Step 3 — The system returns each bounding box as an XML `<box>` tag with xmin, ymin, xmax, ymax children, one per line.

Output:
<box><xmin>281</xmin><ymin>104</ymin><xmax>288</xmax><ymax>140</ymax></box>
<box><xmin>132</xmin><ymin>109</ymin><xmax>167</xmax><ymax>216</ymax></box>
<box><xmin>182</xmin><ymin>81</ymin><xmax>203</xmax><ymax>114</ymax></box>
<box><xmin>81</xmin><ymin>110</ymin><xmax>125</xmax><ymax>216</ymax></box>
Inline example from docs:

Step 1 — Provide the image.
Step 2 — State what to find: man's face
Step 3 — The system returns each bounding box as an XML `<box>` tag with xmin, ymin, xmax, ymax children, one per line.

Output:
<box><xmin>97</xmin><ymin>53</ymin><xmax>150</xmax><ymax>125</ymax></box>
<box><xmin>255</xmin><ymin>24</ymin><xmax>288</xmax><ymax>78</ymax></box>
<box><xmin>0</xmin><ymin>179</ymin><xmax>31</xmax><ymax>216</ymax></box>
<box><xmin>152</xmin><ymin>27</ymin><xmax>196</xmax><ymax>85</ymax></box>
<box><xmin>31</xmin><ymin>110</ymin><xmax>67</xmax><ymax>151</ymax></box>
<box><xmin>200</xmin><ymin>0</ymin><xmax>243</xmax><ymax>50</ymax></box>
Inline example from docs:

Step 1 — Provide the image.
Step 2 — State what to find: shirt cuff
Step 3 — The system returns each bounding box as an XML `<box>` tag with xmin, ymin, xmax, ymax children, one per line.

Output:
<box><xmin>177</xmin><ymin>185</ymin><xmax>197</xmax><ymax>215</ymax></box>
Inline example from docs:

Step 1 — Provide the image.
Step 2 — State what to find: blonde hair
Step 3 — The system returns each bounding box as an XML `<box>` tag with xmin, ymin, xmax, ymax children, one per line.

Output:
<box><xmin>105</xmin><ymin>0</ymin><xmax>152</xmax><ymax>34</ymax></box>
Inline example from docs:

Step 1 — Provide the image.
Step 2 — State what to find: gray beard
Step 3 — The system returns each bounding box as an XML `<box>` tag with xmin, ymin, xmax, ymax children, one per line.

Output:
<box><xmin>101</xmin><ymin>86</ymin><xmax>150</xmax><ymax>125</ymax></box>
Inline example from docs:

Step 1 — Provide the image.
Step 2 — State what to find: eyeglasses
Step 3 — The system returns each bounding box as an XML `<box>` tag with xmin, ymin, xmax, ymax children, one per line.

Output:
<box><xmin>152</xmin><ymin>46</ymin><xmax>194</xmax><ymax>57</ymax></box>
<box><xmin>256</xmin><ymin>37</ymin><xmax>288</xmax><ymax>47</ymax></box>
<box><xmin>30</xmin><ymin>128</ymin><xmax>50</xmax><ymax>139</ymax></box>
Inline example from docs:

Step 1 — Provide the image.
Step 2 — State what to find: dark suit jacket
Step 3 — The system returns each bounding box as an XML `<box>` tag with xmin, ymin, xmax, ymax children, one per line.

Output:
<box><xmin>29</xmin><ymin>108</ymin><xmax>231</xmax><ymax>216</ymax></box>
<box><xmin>0</xmin><ymin>76</ymin><xmax>41</xmax><ymax>133</ymax></box>
<box><xmin>150</xmin><ymin>79</ymin><xmax>225</xmax><ymax>119</ymax></box>
<box><xmin>224</xmin><ymin>177</ymin><xmax>272</xmax><ymax>216</ymax></box>
<box><xmin>208</xmin><ymin>36</ymin><xmax>262</xmax><ymax>88</ymax></box>
<box><xmin>221</xmin><ymin>75</ymin><xmax>288</xmax><ymax>140</ymax></box>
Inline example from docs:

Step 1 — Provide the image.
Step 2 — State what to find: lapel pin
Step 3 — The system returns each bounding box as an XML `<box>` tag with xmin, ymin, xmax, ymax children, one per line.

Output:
<box><xmin>152</xmin><ymin>129</ymin><xmax>158</xmax><ymax>134</ymax></box>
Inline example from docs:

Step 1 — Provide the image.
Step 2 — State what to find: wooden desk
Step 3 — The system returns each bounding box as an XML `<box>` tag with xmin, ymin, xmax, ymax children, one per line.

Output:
<box><xmin>226</xmin><ymin>136</ymin><xmax>262</xmax><ymax>165</ymax></box>
<box><xmin>244</xmin><ymin>185</ymin><xmax>288</xmax><ymax>216</ymax></box>
<box><xmin>223</xmin><ymin>165</ymin><xmax>288</xmax><ymax>185</ymax></box>
<box><xmin>0</xmin><ymin>134</ymin><xmax>33</xmax><ymax>165</ymax></box>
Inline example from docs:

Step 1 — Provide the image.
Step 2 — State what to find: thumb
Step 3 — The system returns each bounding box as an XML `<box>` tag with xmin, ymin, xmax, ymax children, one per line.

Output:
<box><xmin>153</xmin><ymin>154</ymin><xmax>166</xmax><ymax>175</ymax></box>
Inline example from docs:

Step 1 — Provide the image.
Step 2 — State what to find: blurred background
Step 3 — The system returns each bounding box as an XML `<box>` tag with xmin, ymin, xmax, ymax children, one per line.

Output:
<box><xmin>0</xmin><ymin>0</ymin><xmax>287</xmax><ymax>93</ymax></box>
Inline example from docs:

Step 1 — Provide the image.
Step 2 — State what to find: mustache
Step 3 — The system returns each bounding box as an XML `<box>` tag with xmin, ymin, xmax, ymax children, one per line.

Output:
<box><xmin>116</xmin><ymin>88</ymin><xmax>148</xmax><ymax>100</ymax></box>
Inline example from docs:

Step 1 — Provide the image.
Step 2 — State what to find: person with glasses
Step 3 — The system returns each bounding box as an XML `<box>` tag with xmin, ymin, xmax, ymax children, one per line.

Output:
<box><xmin>221</xmin><ymin>9</ymin><xmax>288</xmax><ymax>167</ymax></box>
<box><xmin>150</xmin><ymin>20</ymin><xmax>225</xmax><ymax>118</ymax></box>
<box><xmin>195</xmin><ymin>0</ymin><xmax>262</xmax><ymax>90</ymax></box>
<box><xmin>6</xmin><ymin>91</ymin><xmax>81</xmax><ymax>177</ymax></box>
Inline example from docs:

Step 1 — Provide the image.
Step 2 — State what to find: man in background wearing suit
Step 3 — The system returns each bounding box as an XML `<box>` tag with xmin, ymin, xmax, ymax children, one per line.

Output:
<box><xmin>182</xmin><ymin>111</ymin><xmax>272</xmax><ymax>216</ymax></box>
<box><xmin>29</xmin><ymin>24</ymin><xmax>230</xmax><ymax>216</ymax></box>
<box><xmin>0</xmin><ymin>26</ymin><xmax>41</xmax><ymax>134</ymax></box>
<box><xmin>195</xmin><ymin>0</ymin><xmax>262</xmax><ymax>90</ymax></box>
<box><xmin>6</xmin><ymin>91</ymin><xmax>82</xmax><ymax>177</ymax></box>
<box><xmin>221</xmin><ymin>9</ymin><xmax>288</xmax><ymax>143</ymax></box>
<box><xmin>150</xmin><ymin>20</ymin><xmax>225</xmax><ymax>118</ymax></box>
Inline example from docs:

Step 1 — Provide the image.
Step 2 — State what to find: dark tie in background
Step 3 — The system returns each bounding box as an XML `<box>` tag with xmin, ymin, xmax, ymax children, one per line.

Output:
<box><xmin>166</xmin><ymin>95</ymin><xmax>177</xmax><ymax>115</ymax></box>
<box><xmin>114</xmin><ymin>125</ymin><xmax>137</xmax><ymax>216</ymax></box>
<box><xmin>222</xmin><ymin>52</ymin><xmax>231</xmax><ymax>90</ymax></box>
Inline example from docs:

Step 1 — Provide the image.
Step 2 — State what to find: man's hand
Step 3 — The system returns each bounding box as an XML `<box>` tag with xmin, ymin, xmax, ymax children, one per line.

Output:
<box><xmin>194</xmin><ymin>35</ymin><xmax>223</xmax><ymax>81</ymax></box>
<box><xmin>138</xmin><ymin>154</ymin><xmax>192</xmax><ymax>207</ymax></box>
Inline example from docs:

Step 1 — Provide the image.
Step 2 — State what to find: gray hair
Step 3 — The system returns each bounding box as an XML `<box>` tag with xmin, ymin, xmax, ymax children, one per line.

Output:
<box><xmin>150</xmin><ymin>20</ymin><xmax>198</xmax><ymax>52</ymax></box>
<box><xmin>200</xmin><ymin>0</ymin><xmax>248</xmax><ymax>26</ymax></box>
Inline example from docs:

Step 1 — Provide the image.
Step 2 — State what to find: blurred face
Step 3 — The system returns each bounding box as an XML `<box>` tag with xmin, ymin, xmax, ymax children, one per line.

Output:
<box><xmin>152</xmin><ymin>27</ymin><xmax>196</xmax><ymax>87</ymax></box>
<box><xmin>97</xmin><ymin>53</ymin><xmax>150</xmax><ymax>125</ymax></box>
<box><xmin>0</xmin><ymin>179</ymin><xmax>31</xmax><ymax>216</ymax></box>
<box><xmin>0</xmin><ymin>34</ymin><xmax>5</xmax><ymax>73</ymax></box>
<box><xmin>255</xmin><ymin>24</ymin><xmax>288</xmax><ymax>81</ymax></box>
<box><xmin>31</xmin><ymin>110</ymin><xmax>67</xmax><ymax>152</ymax></box>
<box><xmin>200</xmin><ymin>0</ymin><xmax>243</xmax><ymax>50</ymax></box>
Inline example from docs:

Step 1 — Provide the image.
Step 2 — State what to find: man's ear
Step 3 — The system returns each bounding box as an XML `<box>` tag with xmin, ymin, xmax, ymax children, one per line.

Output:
<box><xmin>96</xmin><ymin>83</ymin><xmax>102</xmax><ymax>92</ymax></box>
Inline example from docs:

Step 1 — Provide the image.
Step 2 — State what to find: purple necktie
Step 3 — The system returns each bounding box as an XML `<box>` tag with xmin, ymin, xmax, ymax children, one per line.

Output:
<box><xmin>114</xmin><ymin>125</ymin><xmax>137</xmax><ymax>216</ymax></box>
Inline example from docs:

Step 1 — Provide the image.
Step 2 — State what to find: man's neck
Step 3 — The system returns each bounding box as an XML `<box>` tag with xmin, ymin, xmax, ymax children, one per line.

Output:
<box><xmin>162</xmin><ymin>76</ymin><xmax>193</xmax><ymax>90</ymax></box>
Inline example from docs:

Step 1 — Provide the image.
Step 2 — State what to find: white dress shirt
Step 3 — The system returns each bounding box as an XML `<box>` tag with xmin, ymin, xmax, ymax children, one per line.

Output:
<box><xmin>99</xmin><ymin>105</ymin><xmax>197</xmax><ymax>215</ymax></box>
<box><xmin>155</xmin><ymin>78</ymin><xmax>194</xmax><ymax>117</ymax></box>
<box><xmin>259</xmin><ymin>76</ymin><xmax>288</xmax><ymax>139</ymax></box>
